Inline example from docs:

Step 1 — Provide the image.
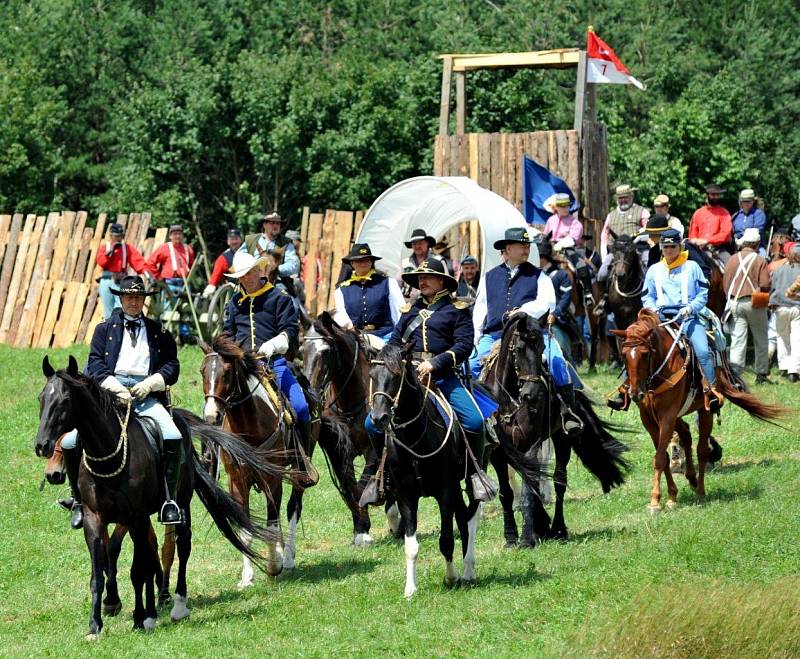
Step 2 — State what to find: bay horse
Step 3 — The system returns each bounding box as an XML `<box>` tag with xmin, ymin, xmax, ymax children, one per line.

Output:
<box><xmin>200</xmin><ymin>334</ymin><xmax>337</xmax><ymax>584</ymax></box>
<box><xmin>368</xmin><ymin>342</ymin><xmax>549</xmax><ymax>597</ymax></box>
<box><xmin>612</xmin><ymin>309</ymin><xmax>786</xmax><ymax>511</ymax></box>
<box><xmin>302</xmin><ymin>311</ymin><xmax>397</xmax><ymax>546</ymax></box>
<box><xmin>482</xmin><ymin>313</ymin><xmax>630</xmax><ymax>547</ymax></box>
<box><xmin>34</xmin><ymin>356</ymin><xmax>283</xmax><ymax>638</ymax></box>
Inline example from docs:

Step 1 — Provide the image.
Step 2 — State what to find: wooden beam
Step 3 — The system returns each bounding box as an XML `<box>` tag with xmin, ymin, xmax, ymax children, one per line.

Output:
<box><xmin>586</xmin><ymin>82</ymin><xmax>597</xmax><ymax>123</ymax></box>
<box><xmin>573</xmin><ymin>50</ymin><xmax>588</xmax><ymax>134</ymax></box>
<box><xmin>438</xmin><ymin>56</ymin><xmax>453</xmax><ymax>136</ymax></box>
<box><xmin>442</xmin><ymin>49</ymin><xmax>581</xmax><ymax>72</ymax></box>
<box><xmin>455</xmin><ymin>71</ymin><xmax>466</xmax><ymax>135</ymax></box>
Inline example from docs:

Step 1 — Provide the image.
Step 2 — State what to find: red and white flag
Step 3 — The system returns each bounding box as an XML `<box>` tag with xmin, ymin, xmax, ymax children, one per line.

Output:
<box><xmin>586</xmin><ymin>28</ymin><xmax>645</xmax><ymax>90</ymax></box>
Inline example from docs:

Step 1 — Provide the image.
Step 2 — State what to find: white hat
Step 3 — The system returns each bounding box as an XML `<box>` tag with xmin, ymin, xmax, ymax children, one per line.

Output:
<box><xmin>739</xmin><ymin>188</ymin><xmax>756</xmax><ymax>201</ymax></box>
<box><xmin>224</xmin><ymin>251</ymin><xmax>267</xmax><ymax>279</ymax></box>
<box><xmin>737</xmin><ymin>227</ymin><xmax>761</xmax><ymax>246</ymax></box>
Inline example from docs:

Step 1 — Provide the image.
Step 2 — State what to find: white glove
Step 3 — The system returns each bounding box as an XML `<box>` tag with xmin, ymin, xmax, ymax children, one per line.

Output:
<box><xmin>678</xmin><ymin>306</ymin><xmax>693</xmax><ymax>318</ymax></box>
<box><xmin>101</xmin><ymin>376</ymin><xmax>132</xmax><ymax>401</ymax></box>
<box><xmin>130</xmin><ymin>373</ymin><xmax>166</xmax><ymax>400</ymax></box>
<box><xmin>258</xmin><ymin>332</ymin><xmax>290</xmax><ymax>358</ymax></box>
<box><xmin>554</xmin><ymin>237</ymin><xmax>575</xmax><ymax>252</ymax></box>
<box><xmin>202</xmin><ymin>284</ymin><xmax>216</xmax><ymax>298</ymax></box>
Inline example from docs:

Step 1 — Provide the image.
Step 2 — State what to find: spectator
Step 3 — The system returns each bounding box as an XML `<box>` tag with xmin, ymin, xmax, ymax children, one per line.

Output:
<box><xmin>688</xmin><ymin>183</ymin><xmax>733</xmax><ymax>263</ymax></box>
<box><xmin>95</xmin><ymin>223</ymin><xmax>147</xmax><ymax>319</ymax></box>
<box><xmin>600</xmin><ymin>183</ymin><xmax>650</xmax><ymax>259</ymax></box>
<box><xmin>146</xmin><ymin>225</ymin><xmax>195</xmax><ymax>304</ymax></box>
<box><xmin>544</xmin><ymin>193</ymin><xmax>583</xmax><ymax>245</ymax></box>
<box><xmin>203</xmin><ymin>228</ymin><xmax>242</xmax><ymax>298</ymax></box>
<box><xmin>770</xmin><ymin>244</ymin><xmax>800</xmax><ymax>382</ymax></box>
<box><xmin>456</xmin><ymin>255</ymin><xmax>480</xmax><ymax>299</ymax></box>
<box><xmin>723</xmin><ymin>228</ymin><xmax>772</xmax><ymax>384</ymax></box>
<box><xmin>243</xmin><ymin>212</ymin><xmax>299</xmax><ymax>294</ymax></box>
<box><xmin>652</xmin><ymin>194</ymin><xmax>684</xmax><ymax>235</ymax></box>
<box><xmin>731</xmin><ymin>189</ymin><xmax>767</xmax><ymax>253</ymax></box>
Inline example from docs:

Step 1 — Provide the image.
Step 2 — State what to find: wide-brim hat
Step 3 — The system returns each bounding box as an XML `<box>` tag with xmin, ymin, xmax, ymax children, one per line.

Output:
<box><xmin>404</xmin><ymin>228</ymin><xmax>436</xmax><ymax>249</ymax></box>
<box><xmin>739</xmin><ymin>188</ymin><xmax>756</xmax><ymax>201</ymax></box>
<box><xmin>493</xmin><ymin>226</ymin><xmax>535</xmax><ymax>250</ymax></box>
<box><xmin>109</xmin><ymin>223</ymin><xmax>124</xmax><ymax>236</ymax></box>
<box><xmin>615</xmin><ymin>184</ymin><xmax>637</xmax><ymax>196</ymax></box>
<box><xmin>645</xmin><ymin>214</ymin><xmax>670</xmax><ymax>233</ymax></box>
<box><xmin>168</xmin><ymin>224</ymin><xmax>184</xmax><ymax>234</ymax></box>
<box><xmin>342</xmin><ymin>243</ymin><xmax>382</xmax><ymax>263</ymax></box>
<box><xmin>260</xmin><ymin>211</ymin><xmax>285</xmax><ymax>225</ymax></box>
<box><xmin>653</xmin><ymin>194</ymin><xmax>670</xmax><ymax>206</ymax></box>
<box><xmin>224</xmin><ymin>251</ymin><xmax>268</xmax><ymax>279</ymax></box>
<box><xmin>660</xmin><ymin>228</ymin><xmax>683</xmax><ymax>246</ymax></box>
<box><xmin>738</xmin><ymin>227</ymin><xmax>761</xmax><ymax>245</ymax></box>
<box><xmin>433</xmin><ymin>241</ymin><xmax>452</xmax><ymax>252</ymax></box>
<box><xmin>110</xmin><ymin>275</ymin><xmax>156</xmax><ymax>296</ymax></box>
<box><xmin>400</xmin><ymin>258</ymin><xmax>458</xmax><ymax>292</ymax></box>
<box><xmin>705</xmin><ymin>183</ymin><xmax>726</xmax><ymax>194</ymax></box>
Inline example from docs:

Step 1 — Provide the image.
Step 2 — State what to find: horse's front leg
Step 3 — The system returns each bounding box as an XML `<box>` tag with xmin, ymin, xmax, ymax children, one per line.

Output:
<box><xmin>103</xmin><ymin>524</ymin><xmax>126</xmax><ymax>616</ymax></box>
<box><xmin>283</xmin><ymin>487</ymin><xmax>302</xmax><ymax>570</ymax></box>
<box><xmin>83</xmin><ymin>510</ymin><xmax>107</xmax><ymax>639</ymax></box>
<box><xmin>550</xmin><ymin>437</ymin><xmax>571</xmax><ymax>540</ymax></box>
<box><xmin>227</xmin><ymin>469</ymin><xmax>256</xmax><ymax>587</ymax></box>
<box><xmin>437</xmin><ymin>489</ymin><xmax>458</xmax><ymax>588</ymax></box>
<box><xmin>265</xmin><ymin>474</ymin><xmax>284</xmax><ymax>577</ymax></box>
<box><xmin>159</xmin><ymin>525</ymin><xmax>176</xmax><ymax>605</ymax></box>
<box><xmin>695</xmin><ymin>410</ymin><xmax>714</xmax><ymax>501</ymax></box>
<box><xmin>640</xmin><ymin>407</ymin><xmax>666</xmax><ymax>513</ymax></box>
<box><xmin>398</xmin><ymin>496</ymin><xmax>419</xmax><ymax>598</ymax></box>
<box><xmin>490</xmin><ymin>448</ymin><xmax>518</xmax><ymax>548</ymax></box>
<box><xmin>129</xmin><ymin>520</ymin><xmax>159</xmax><ymax>631</ymax></box>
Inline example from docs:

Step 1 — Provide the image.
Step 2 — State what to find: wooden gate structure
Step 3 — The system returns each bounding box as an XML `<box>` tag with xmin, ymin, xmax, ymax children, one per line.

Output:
<box><xmin>433</xmin><ymin>48</ymin><xmax>609</xmax><ymax>260</ymax></box>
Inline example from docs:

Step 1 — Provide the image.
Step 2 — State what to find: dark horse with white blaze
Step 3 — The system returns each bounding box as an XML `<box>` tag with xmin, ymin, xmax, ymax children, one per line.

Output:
<box><xmin>482</xmin><ymin>313</ymin><xmax>630</xmax><ymax>547</ymax></box>
<box><xmin>368</xmin><ymin>342</ymin><xmax>549</xmax><ymax>597</ymax></box>
<box><xmin>34</xmin><ymin>356</ymin><xmax>283</xmax><ymax>638</ymax></box>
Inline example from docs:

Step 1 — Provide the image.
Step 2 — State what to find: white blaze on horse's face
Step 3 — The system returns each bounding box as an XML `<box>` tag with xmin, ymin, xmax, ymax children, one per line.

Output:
<box><xmin>203</xmin><ymin>356</ymin><xmax>220</xmax><ymax>423</ymax></box>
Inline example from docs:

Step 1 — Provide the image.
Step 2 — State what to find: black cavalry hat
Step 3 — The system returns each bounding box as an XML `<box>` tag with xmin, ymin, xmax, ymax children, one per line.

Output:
<box><xmin>645</xmin><ymin>214</ymin><xmax>670</xmax><ymax>233</ymax></box>
<box><xmin>401</xmin><ymin>258</ymin><xmax>458</xmax><ymax>292</ymax></box>
<box><xmin>659</xmin><ymin>228</ymin><xmax>683</xmax><ymax>246</ymax></box>
<box><xmin>404</xmin><ymin>228</ymin><xmax>436</xmax><ymax>249</ymax></box>
<box><xmin>109</xmin><ymin>223</ymin><xmax>124</xmax><ymax>236</ymax></box>
<box><xmin>342</xmin><ymin>243</ymin><xmax>382</xmax><ymax>264</ymax></box>
<box><xmin>110</xmin><ymin>275</ymin><xmax>157</xmax><ymax>297</ymax></box>
<box><xmin>493</xmin><ymin>226</ymin><xmax>536</xmax><ymax>250</ymax></box>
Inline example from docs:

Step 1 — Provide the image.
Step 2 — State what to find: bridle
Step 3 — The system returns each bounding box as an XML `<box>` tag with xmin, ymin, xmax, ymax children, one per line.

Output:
<box><xmin>611</xmin><ymin>246</ymin><xmax>643</xmax><ymax>298</ymax></box>
<box><xmin>201</xmin><ymin>351</ymin><xmax>263</xmax><ymax>410</ymax></box>
<box><xmin>622</xmin><ymin>316</ymin><xmax>687</xmax><ymax>393</ymax></box>
<box><xmin>307</xmin><ymin>332</ymin><xmax>364</xmax><ymax>416</ymax></box>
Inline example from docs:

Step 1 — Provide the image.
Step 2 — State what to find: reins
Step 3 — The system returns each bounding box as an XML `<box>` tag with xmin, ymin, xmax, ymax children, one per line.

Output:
<box><xmin>82</xmin><ymin>397</ymin><xmax>132</xmax><ymax>478</ymax></box>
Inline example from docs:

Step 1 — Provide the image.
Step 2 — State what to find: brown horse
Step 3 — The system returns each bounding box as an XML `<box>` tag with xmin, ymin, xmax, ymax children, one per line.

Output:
<box><xmin>200</xmin><ymin>334</ymin><xmax>320</xmax><ymax>585</ymax></box>
<box><xmin>612</xmin><ymin>309</ymin><xmax>786</xmax><ymax>512</ymax></box>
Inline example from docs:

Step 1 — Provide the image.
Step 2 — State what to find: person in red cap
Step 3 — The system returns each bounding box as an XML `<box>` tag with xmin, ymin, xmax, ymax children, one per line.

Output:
<box><xmin>688</xmin><ymin>184</ymin><xmax>733</xmax><ymax>263</ymax></box>
<box><xmin>203</xmin><ymin>228</ymin><xmax>243</xmax><ymax>298</ymax></box>
<box><xmin>95</xmin><ymin>222</ymin><xmax>148</xmax><ymax>319</ymax></box>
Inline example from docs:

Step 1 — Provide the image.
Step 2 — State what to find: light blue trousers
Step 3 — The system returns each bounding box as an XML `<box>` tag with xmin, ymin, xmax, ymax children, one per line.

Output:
<box><xmin>98</xmin><ymin>276</ymin><xmax>121</xmax><ymax>320</ymax></box>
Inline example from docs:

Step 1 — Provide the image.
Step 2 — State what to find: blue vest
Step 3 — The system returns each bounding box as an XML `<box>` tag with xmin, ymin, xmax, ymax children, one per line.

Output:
<box><xmin>484</xmin><ymin>262</ymin><xmax>541</xmax><ymax>333</ymax></box>
<box><xmin>338</xmin><ymin>273</ymin><xmax>393</xmax><ymax>334</ymax></box>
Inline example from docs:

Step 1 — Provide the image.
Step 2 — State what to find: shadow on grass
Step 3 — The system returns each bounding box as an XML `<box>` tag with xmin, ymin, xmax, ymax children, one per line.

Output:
<box><xmin>711</xmin><ymin>457</ymin><xmax>780</xmax><ymax>474</ymax></box>
<box><xmin>675</xmin><ymin>481</ymin><xmax>764</xmax><ymax>505</ymax></box>
<box><xmin>565</xmin><ymin>526</ymin><xmax>631</xmax><ymax>544</ymax></box>
<box><xmin>478</xmin><ymin>561</ymin><xmax>547</xmax><ymax>587</ymax></box>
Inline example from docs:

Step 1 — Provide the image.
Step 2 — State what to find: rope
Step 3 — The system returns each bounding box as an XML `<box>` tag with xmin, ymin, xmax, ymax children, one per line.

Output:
<box><xmin>82</xmin><ymin>397</ymin><xmax>131</xmax><ymax>478</ymax></box>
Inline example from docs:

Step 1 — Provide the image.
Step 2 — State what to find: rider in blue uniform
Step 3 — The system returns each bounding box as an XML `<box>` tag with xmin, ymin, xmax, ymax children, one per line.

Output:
<box><xmin>223</xmin><ymin>250</ymin><xmax>313</xmax><ymax>447</ymax></box>
<box><xmin>364</xmin><ymin>258</ymin><xmax>494</xmax><ymax>500</ymax></box>
<box><xmin>642</xmin><ymin>228</ymin><xmax>723</xmax><ymax>410</ymax></box>
<box><xmin>471</xmin><ymin>227</ymin><xmax>583</xmax><ymax>434</ymax></box>
<box><xmin>538</xmin><ymin>239</ymin><xmax>576</xmax><ymax>363</ymax></box>
<box><xmin>333</xmin><ymin>243</ymin><xmax>404</xmax><ymax>340</ymax></box>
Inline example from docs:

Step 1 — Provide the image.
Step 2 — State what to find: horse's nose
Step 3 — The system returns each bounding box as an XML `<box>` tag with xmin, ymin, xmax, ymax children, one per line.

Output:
<box><xmin>46</xmin><ymin>469</ymin><xmax>65</xmax><ymax>485</ymax></box>
<box><xmin>371</xmin><ymin>412</ymin><xmax>389</xmax><ymax>428</ymax></box>
<box><xmin>632</xmin><ymin>390</ymin><xmax>644</xmax><ymax>402</ymax></box>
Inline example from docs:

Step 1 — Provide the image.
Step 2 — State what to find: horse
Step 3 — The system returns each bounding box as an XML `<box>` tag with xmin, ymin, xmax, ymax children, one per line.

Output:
<box><xmin>368</xmin><ymin>342</ymin><xmax>542</xmax><ymax>596</ymax></box>
<box><xmin>482</xmin><ymin>313</ymin><xmax>630</xmax><ymax>547</ymax></box>
<box><xmin>302</xmin><ymin>311</ymin><xmax>399</xmax><ymax>546</ymax></box>
<box><xmin>611</xmin><ymin>309</ymin><xmax>786</xmax><ymax>511</ymax></box>
<box><xmin>200</xmin><ymin>334</ymin><xmax>342</xmax><ymax>584</ymax></box>
<box><xmin>606</xmin><ymin>233</ymin><xmax>644</xmax><ymax>335</ymax></box>
<box><xmin>34</xmin><ymin>356</ymin><xmax>283</xmax><ymax>638</ymax></box>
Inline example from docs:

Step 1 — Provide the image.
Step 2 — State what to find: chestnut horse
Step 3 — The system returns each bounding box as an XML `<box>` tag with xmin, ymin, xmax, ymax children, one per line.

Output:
<box><xmin>612</xmin><ymin>309</ymin><xmax>786</xmax><ymax>512</ymax></box>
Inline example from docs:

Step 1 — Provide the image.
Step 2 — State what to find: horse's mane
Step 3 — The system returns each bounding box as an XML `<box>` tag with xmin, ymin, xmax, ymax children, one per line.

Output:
<box><xmin>622</xmin><ymin>308</ymin><xmax>660</xmax><ymax>346</ymax></box>
<box><xmin>56</xmin><ymin>370</ymin><xmax>121</xmax><ymax>418</ymax></box>
<box><xmin>212</xmin><ymin>333</ymin><xmax>263</xmax><ymax>376</ymax></box>
<box><xmin>501</xmin><ymin>312</ymin><xmax>542</xmax><ymax>346</ymax></box>
<box><xmin>376</xmin><ymin>342</ymin><xmax>406</xmax><ymax>376</ymax></box>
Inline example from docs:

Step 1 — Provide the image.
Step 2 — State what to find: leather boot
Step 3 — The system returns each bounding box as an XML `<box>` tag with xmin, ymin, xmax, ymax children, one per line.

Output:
<box><xmin>555</xmin><ymin>386</ymin><xmax>584</xmax><ymax>436</ymax></box>
<box><xmin>159</xmin><ymin>441</ymin><xmax>182</xmax><ymax>525</ymax></box>
<box><xmin>703</xmin><ymin>381</ymin><xmax>724</xmax><ymax>413</ymax></box>
<box><xmin>465</xmin><ymin>429</ymin><xmax>497</xmax><ymax>502</ymax></box>
<box><xmin>60</xmin><ymin>446</ymin><xmax>83</xmax><ymax>530</ymax></box>
<box><xmin>295</xmin><ymin>420</ymin><xmax>319</xmax><ymax>489</ymax></box>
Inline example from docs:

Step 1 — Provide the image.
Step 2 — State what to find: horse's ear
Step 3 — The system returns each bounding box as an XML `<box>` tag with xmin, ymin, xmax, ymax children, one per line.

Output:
<box><xmin>544</xmin><ymin>230</ymin><xmax>552</xmax><ymax>241</ymax></box>
<box><xmin>42</xmin><ymin>356</ymin><xmax>55</xmax><ymax>378</ymax></box>
<box><xmin>536</xmin><ymin>312</ymin><xmax>549</xmax><ymax>329</ymax></box>
<box><xmin>319</xmin><ymin>310</ymin><xmax>335</xmax><ymax>333</ymax></box>
<box><xmin>610</xmin><ymin>329</ymin><xmax>627</xmax><ymax>337</ymax></box>
<box><xmin>67</xmin><ymin>355</ymin><xmax>79</xmax><ymax>377</ymax></box>
<box><xmin>609</xmin><ymin>228</ymin><xmax>618</xmax><ymax>242</ymax></box>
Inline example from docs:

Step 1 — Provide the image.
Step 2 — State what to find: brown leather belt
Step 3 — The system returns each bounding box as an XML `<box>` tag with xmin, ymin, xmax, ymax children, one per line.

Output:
<box><xmin>412</xmin><ymin>351</ymin><xmax>435</xmax><ymax>361</ymax></box>
<box><xmin>361</xmin><ymin>324</ymin><xmax>376</xmax><ymax>331</ymax></box>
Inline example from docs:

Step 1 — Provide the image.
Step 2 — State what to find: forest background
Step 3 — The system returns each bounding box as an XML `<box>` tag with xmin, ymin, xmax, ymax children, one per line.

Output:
<box><xmin>2</xmin><ymin>0</ymin><xmax>799</xmax><ymax>247</ymax></box>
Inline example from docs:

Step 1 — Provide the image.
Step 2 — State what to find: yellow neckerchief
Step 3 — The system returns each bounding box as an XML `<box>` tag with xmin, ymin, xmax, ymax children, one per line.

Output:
<box><xmin>661</xmin><ymin>250</ymin><xmax>688</xmax><ymax>271</ymax></box>
<box><xmin>239</xmin><ymin>280</ymin><xmax>273</xmax><ymax>301</ymax></box>
<box><xmin>349</xmin><ymin>268</ymin><xmax>376</xmax><ymax>283</ymax></box>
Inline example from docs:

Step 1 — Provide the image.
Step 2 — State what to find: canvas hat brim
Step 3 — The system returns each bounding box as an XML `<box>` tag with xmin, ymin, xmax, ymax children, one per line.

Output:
<box><xmin>224</xmin><ymin>255</ymin><xmax>268</xmax><ymax>279</ymax></box>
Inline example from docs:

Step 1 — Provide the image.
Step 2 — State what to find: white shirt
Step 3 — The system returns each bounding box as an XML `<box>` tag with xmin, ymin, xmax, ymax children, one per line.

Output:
<box><xmin>472</xmin><ymin>264</ymin><xmax>556</xmax><ymax>343</ymax></box>
<box><xmin>333</xmin><ymin>277</ymin><xmax>405</xmax><ymax>328</ymax></box>
<box><xmin>115</xmin><ymin>315</ymin><xmax>150</xmax><ymax>377</ymax></box>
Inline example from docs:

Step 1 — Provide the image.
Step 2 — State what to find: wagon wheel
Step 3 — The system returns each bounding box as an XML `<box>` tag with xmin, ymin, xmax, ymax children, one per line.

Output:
<box><xmin>206</xmin><ymin>282</ymin><xmax>236</xmax><ymax>339</ymax></box>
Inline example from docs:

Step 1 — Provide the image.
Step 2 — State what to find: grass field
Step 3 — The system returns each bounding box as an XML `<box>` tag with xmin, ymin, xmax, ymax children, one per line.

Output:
<box><xmin>1</xmin><ymin>344</ymin><xmax>798</xmax><ymax>658</ymax></box>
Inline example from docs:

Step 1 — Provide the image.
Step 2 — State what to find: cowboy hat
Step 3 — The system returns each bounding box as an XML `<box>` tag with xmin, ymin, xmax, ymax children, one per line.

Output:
<box><xmin>260</xmin><ymin>211</ymin><xmax>285</xmax><ymax>225</ymax></box>
<box><xmin>653</xmin><ymin>194</ymin><xmax>670</xmax><ymax>206</ymax></box>
<box><xmin>404</xmin><ymin>228</ymin><xmax>436</xmax><ymax>249</ymax></box>
<box><xmin>224</xmin><ymin>251</ymin><xmax>268</xmax><ymax>279</ymax></box>
<box><xmin>614</xmin><ymin>184</ymin><xmax>637</xmax><ymax>196</ymax></box>
<box><xmin>110</xmin><ymin>275</ymin><xmax>157</xmax><ymax>296</ymax></box>
<box><xmin>342</xmin><ymin>243</ymin><xmax>382</xmax><ymax>264</ymax></box>
<box><xmin>493</xmin><ymin>227</ymin><xmax>535</xmax><ymax>250</ymax></box>
<box><xmin>400</xmin><ymin>258</ymin><xmax>458</xmax><ymax>292</ymax></box>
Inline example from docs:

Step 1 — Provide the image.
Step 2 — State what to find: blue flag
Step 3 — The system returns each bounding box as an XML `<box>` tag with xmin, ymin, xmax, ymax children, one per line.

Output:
<box><xmin>522</xmin><ymin>155</ymin><xmax>580</xmax><ymax>225</ymax></box>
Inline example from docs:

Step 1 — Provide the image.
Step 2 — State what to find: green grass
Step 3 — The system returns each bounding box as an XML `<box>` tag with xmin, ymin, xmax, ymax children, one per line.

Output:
<box><xmin>1</xmin><ymin>345</ymin><xmax>798</xmax><ymax>658</ymax></box>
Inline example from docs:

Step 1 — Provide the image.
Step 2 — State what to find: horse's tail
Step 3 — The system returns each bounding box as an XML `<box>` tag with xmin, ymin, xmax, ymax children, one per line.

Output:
<box><xmin>717</xmin><ymin>371</ymin><xmax>788</xmax><ymax>423</ymax></box>
<box><xmin>495</xmin><ymin>427</ymin><xmax>552</xmax><ymax>491</ymax></box>
<box><xmin>316</xmin><ymin>416</ymin><xmax>357</xmax><ymax>500</ymax></box>
<box><xmin>570</xmin><ymin>390</ymin><xmax>631</xmax><ymax>492</ymax></box>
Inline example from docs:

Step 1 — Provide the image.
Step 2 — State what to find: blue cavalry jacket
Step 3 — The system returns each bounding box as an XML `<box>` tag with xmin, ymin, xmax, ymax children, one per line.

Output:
<box><xmin>543</xmin><ymin>264</ymin><xmax>572</xmax><ymax>320</ymax></box>
<box><xmin>483</xmin><ymin>262</ymin><xmax>541</xmax><ymax>333</ymax></box>
<box><xmin>338</xmin><ymin>272</ymin><xmax>393</xmax><ymax>334</ymax></box>
<box><xmin>224</xmin><ymin>281</ymin><xmax>298</xmax><ymax>353</ymax></box>
<box><xmin>86</xmin><ymin>307</ymin><xmax>179</xmax><ymax>405</ymax></box>
<box><xmin>389</xmin><ymin>293</ymin><xmax>473</xmax><ymax>378</ymax></box>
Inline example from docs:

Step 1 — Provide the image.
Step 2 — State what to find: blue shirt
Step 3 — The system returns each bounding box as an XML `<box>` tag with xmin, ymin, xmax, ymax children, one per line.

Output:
<box><xmin>731</xmin><ymin>208</ymin><xmax>767</xmax><ymax>245</ymax></box>
<box><xmin>544</xmin><ymin>264</ymin><xmax>572</xmax><ymax>319</ymax></box>
<box><xmin>338</xmin><ymin>273</ymin><xmax>393</xmax><ymax>335</ymax></box>
<box><xmin>643</xmin><ymin>257</ymin><xmax>709</xmax><ymax>316</ymax></box>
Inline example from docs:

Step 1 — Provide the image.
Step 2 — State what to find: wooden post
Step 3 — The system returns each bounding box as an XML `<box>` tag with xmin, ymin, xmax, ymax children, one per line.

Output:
<box><xmin>455</xmin><ymin>71</ymin><xmax>466</xmax><ymax>135</ymax></box>
<box><xmin>573</xmin><ymin>50</ymin><xmax>588</xmax><ymax>134</ymax></box>
<box><xmin>586</xmin><ymin>82</ymin><xmax>597</xmax><ymax>123</ymax></box>
<box><xmin>438</xmin><ymin>56</ymin><xmax>453</xmax><ymax>136</ymax></box>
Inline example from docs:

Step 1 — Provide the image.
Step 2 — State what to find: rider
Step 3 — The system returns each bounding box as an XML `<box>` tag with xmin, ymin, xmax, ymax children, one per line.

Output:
<box><xmin>222</xmin><ymin>250</ymin><xmax>313</xmax><ymax>468</ymax></box>
<box><xmin>471</xmin><ymin>227</ymin><xmax>583</xmax><ymax>434</ymax></box>
<box><xmin>688</xmin><ymin>183</ymin><xmax>733</xmax><ymax>264</ymax></box>
<box><xmin>59</xmin><ymin>276</ymin><xmax>183</xmax><ymax>529</ymax></box>
<box><xmin>363</xmin><ymin>258</ymin><xmax>494</xmax><ymax>500</ymax></box>
<box><xmin>243</xmin><ymin>212</ymin><xmax>300</xmax><ymax>294</ymax></box>
<box><xmin>642</xmin><ymin>228</ymin><xmax>724</xmax><ymax>411</ymax></box>
<box><xmin>398</xmin><ymin>228</ymin><xmax>449</xmax><ymax>295</ymax></box>
<box><xmin>203</xmin><ymin>228</ymin><xmax>243</xmax><ymax>298</ymax></box>
<box><xmin>95</xmin><ymin>222</ymin><xmax>148</xmax><ymax>320</ymax></box>
<box><xmin>332</xmin><ymin>243</ymin><xmax>405</xmax><ymax>341</ymax></box>
<box><xmin>538</xmin><ymin>239</ymin><xmax>577</xmax><ymax>364</ymax></box>
<box><xmin>456</xmin><ymin>255</ymin><xmax>481</xmax><ymax>299</ymax></box>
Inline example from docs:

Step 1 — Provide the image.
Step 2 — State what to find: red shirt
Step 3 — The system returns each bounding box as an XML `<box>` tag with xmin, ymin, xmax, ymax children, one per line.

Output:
<box><xmin>689</xmin><ymin>205</ymin><xmax>732</xmax><ymax>246</ymax></box>
<box><xmin>208</xmin><ymin>250</ymin><xmax>236</xmax><ymax>286</ymax></box>
<box><xmin>96</xmin><ymin>241</ymin><xmax>147</xmax><ymax>273</ymax></box>
<box><xmin>147</xmin><ymin>242</ymin><xmax>195</xmax><ymax>280</ymax></box>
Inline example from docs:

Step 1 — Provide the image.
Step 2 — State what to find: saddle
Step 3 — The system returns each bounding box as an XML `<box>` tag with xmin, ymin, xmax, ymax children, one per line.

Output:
<box><xmin>136</xmin><ymin>415</ymin><xmax>164</xmax><ymax>455</ymax></box>
<box><xmin>477</xmin><ymin>340</ymin><xmax>503</xmax><ymax>383</ymax></box>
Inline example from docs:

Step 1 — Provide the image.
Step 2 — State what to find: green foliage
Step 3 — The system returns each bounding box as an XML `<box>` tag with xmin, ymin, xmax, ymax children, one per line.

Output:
<box><xmin>1</xmin><ymin>0</ymin><xmax>799</xmax><ymax>242</ymax></box>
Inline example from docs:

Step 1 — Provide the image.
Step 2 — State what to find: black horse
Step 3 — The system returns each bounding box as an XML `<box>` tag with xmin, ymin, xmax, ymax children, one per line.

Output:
<box><xmin>368</xmin><ymin>342</ymin><xmax>547</xmax><ymax>596</ymax></box>
<box><xmin>34</xmin><ymin>356</ymin><xmax>285</xmax><ymax>638</ymax></box>
<box><xmin>482</xmin><ymin>314</ymin><xmax>630</xmax><ymax>547</ymax></box>
<box><xmin>607</xmin><ymin>232</ymin><xmax>645</xmax><ymax>331</ymax></box>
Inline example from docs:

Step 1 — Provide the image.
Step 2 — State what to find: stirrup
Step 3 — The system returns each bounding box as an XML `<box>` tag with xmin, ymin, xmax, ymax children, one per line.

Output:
<box><xmin>159</xmin><ymin>500</ymin><xmax>182</xmax><ymax>525</ymax></box>
<box><xmin>58</xmin><ymin>496</ymin><xmax>75</xmax><ymax>511</ymax></box>
<box><xmin>561</xmin><ymin>412</ymin><xmax>583</xmax><ymax>436</ymax></box>
<box><xmin>470</xmin><ymin>470</ymin><xmax>498</xmax><ymax>502</ymax></box>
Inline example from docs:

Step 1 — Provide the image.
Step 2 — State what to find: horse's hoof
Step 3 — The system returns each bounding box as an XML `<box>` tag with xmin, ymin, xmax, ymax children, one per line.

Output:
<box><xmin>170</xmin><ymin>595</ymin><xmax>190</xmax><ymax>622</ymax></box>
<box><xmin>157</xmin><ymin>592</ymin><xmax>171</xmax><ymax>607</ymax></box>
<box><xmin>503</xmin><ymin>539</ymin><xmax>518</xmax><ymax>549</ymax></box>
<box><xmin>237</xmin><ymin>579</ymin><xmax>254</xmax><ymax>589</ymax></box>
<box><xmin>404</xmin><ymin>587</ymin><xmax>417</xmax><ymax>599</ymax></box>
<box><xmin>85</xmin><ymin>632</ymin><xmax>100</xmax><ymax>642</ymax></box>
<box><xmin>460</xmin><ymin>577</ymin><xmax>477</xmax><ymax>588</ymax></box>
<box><xmin>549</xmin><ymin>528</ymin><xmax>569</xmax><ymax>541</ymax></box>
<box><xmin>353</xmin><ymin>532</ymin><xmax>374</xmax><ymax>547</ymax></box>
<box><xmin>647</xmin><ymin>504</ymin><xmax>661</xmax><ymax>515</ymax></box>
<box><xmin>444</xmin><ymin>576</ymin><xmax>459</xmax><ymax>589</ymax></box>
<box><xmin>142</xmin><ymin>617</ymin><xmax>156</xmax><ymax>632</ymax></box>
<box><xmin>266</xmin><ymin>564</ymin><xmax>283</xmax><ymax>578</ymax></box>
<box><xmin>103</xmin><ymin>601</ymin><xmax>122</xmax><ymax>617</ymax></box>
<box><xmin>665</xmin><ymin>500</ymin><xmax>679</xmax><ymax>510</ymax></box>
